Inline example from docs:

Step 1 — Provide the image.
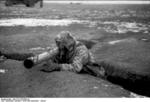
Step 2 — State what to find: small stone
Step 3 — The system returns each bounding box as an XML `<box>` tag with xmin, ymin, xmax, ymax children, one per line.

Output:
<box><xmin>130</xmin><ymin>92</ymin><xmax>146</xmax><ymax>98</ymax></box>
<box><xmin>0</xmin><ymin>69</ymin><xmax>7</xmax><ymax>74</ymax></box>
<box><xmin>93</xmin><ymin>86</ymin><xmax>98</xmax><ymax>89</ymax></box>
<box><xmin>141</xmin><ymin>38</ymin><xmax>148</xmax><ymax>41</ymax></box>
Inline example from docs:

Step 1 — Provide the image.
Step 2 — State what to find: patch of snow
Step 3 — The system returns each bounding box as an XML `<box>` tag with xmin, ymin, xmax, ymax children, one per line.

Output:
<box><xmin>101</xmin><ymin>83</ymin><xmax>110</xmax><ymax>87</ymax></box>
<box><xmin>101</xmin><ymin>21</ymin><xmax>149</xmax><ymax>34</ymax></box>
<box><xmin>0</xmin><ymin>69</ymin><xmax>7</xmax><ymax>74</ymax></box>
<box><xmin>130</xmin><ymin>92</ymin><xmax>147</xmax><ymax>98</ymax></box>
<box><xmin>0</xmin><ymin>18</ymin><xmax>149</xmax><ymax>34</ymax></box>
<box><xmin>144</xmin><ymin>31</ymin><xmax>149</xmax><ymax>34</ymax></box>
<box><xmin>29</xmin><ymin>47</ymin><xmax>45</xmax><ymax>51</ymax></box>
<box><xmin>141</xmin><ymin>38</ymin><xmax>148</xmax><ymax>41</ymax></box>
<box><xmin>104</xmin><ymin>84</ymin><xmax>109</xmax><ymax>87</ymax></box>
<box><xmin>83</xmin><ymin>80</ymin><xmax>87</xmax><ymax>82</ymax></box>
<box><xmin>93</xmin><ymin>86</ymin><xmax>99</xmax><ymax>89</ymax></box>
<box><xmin>108</xmin><ymin>38</ymin><xmax>136</xmax><ymax>45</ymax></box>
<box><xmin>108</xmin><ymin>40</ymin><xmax>124</xmax><ymax>45</ymax></box>
<box><xmin>0</xmin><ymin>18</ymin><xmax>85</xmax><ymax>27</ymax></box>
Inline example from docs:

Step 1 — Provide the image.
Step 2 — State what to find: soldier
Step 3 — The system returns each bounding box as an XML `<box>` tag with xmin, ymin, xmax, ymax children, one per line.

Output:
<box><xmin>0</xmin><ymin>31</ymin><xmax>105</xmax><ymax>77</ymax></box>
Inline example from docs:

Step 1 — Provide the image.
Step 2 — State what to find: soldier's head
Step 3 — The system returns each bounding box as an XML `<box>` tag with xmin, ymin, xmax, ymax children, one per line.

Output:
<box><xmin>55</xmin><ymin>31</ymin><xmax>76</xmax><ymax>52</ymax></box>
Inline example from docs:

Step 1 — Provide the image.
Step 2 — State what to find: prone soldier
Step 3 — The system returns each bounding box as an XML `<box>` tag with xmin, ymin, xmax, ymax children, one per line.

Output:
<box><xmin>0</xmin><ymin>31</ymin><xmax>105</xmax><ymax>77</ymax></box>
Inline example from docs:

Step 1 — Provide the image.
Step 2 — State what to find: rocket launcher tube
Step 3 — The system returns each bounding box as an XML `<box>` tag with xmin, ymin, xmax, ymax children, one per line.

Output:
<box><xmin>24</xmin><ymin>52</ymin><xmax>51</xmax><ymax>69</ymax></box>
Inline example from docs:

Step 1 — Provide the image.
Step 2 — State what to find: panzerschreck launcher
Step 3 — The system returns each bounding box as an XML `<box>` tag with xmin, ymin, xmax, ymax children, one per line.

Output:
<box><xmin>23</xmin><ymin>51</ymin><xmax>51</xmax><ymax>69</ymax></box>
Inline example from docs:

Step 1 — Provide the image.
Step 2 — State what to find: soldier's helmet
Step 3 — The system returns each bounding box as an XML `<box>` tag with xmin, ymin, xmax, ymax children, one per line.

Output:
<box><xmin>55</xmin><ymin>31</ymin><xmax>76</xmax><ymax>51</ymax></box>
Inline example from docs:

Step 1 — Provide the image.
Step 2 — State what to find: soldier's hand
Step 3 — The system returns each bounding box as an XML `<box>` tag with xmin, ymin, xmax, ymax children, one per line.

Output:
<box><xmin>0</xmin><ymin>50</ymin><xmax>4</xmax><ymax>56</ymax></box>
<box><xmin>0</xmin><ymin>56</ymin><xmax>7</xmax><ymax>63</ymax></box>
<box><xmin>0</xmin><ymin>50</ymin><xmax>6</xmax><ymax>63</ymax></box>
<box><xmin>40</xmin><ymin>61</ymin><xmax>61</xmax><ymax>72</ymax></box>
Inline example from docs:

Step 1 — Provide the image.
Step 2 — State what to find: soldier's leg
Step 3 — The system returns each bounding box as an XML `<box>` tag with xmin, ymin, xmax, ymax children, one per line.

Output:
<box><xmin>82</xmin><ymin>62</ymin><xmax>106</xmax><ymax>78</ymax></box>
<box><xmin>0</xmin><ymin>51</ymin><xmax>34</xmax><ymax>61</ymax></box>
<box><xmin>84</xmin><ymin>61</ymin><xmax>130</xmax><ymax>79</ymax></box>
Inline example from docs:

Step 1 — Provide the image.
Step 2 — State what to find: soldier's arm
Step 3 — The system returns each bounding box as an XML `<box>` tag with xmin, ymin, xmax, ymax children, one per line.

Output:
<box><xmin>47</xmin><ymin>47</ymin><xmax>59</xmax><ymax>59</ymax></box>
<box><xmin>60</xmin><ymin>46</ymin><xmax>89</xmax><ymax>72</ymax></box>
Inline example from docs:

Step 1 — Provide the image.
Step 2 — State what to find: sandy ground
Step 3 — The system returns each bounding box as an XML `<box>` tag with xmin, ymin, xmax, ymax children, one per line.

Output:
<box><xmin>0</xmin><ymin>2</ymin><xmax>150</xmax><ymax>97</ymax></box>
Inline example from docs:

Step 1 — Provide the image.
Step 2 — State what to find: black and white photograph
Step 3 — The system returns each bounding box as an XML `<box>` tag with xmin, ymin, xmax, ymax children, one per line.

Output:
<box><xmin>0</xmin><ymin>0</ymin><xmax>150</xmax><ymax>99</ymax></box>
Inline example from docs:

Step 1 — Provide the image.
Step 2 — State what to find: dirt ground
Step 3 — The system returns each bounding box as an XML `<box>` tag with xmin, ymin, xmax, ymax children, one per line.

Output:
<box><xmin>0</xmin><ymin>2</ymin><xmax>150</xmax><ymax>97</ymax></box>
<box><xmin>0</xmin><ymin>25</ymin><xmax>132</xmax><ymax>97</ymax></box>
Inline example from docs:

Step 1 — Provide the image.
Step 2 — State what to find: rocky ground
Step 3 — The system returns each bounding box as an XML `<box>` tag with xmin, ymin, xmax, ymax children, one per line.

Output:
<box><xmin>0</xmin><ymin>2</ymin><xmax>150</xmax><ymax>97</ymax></box>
